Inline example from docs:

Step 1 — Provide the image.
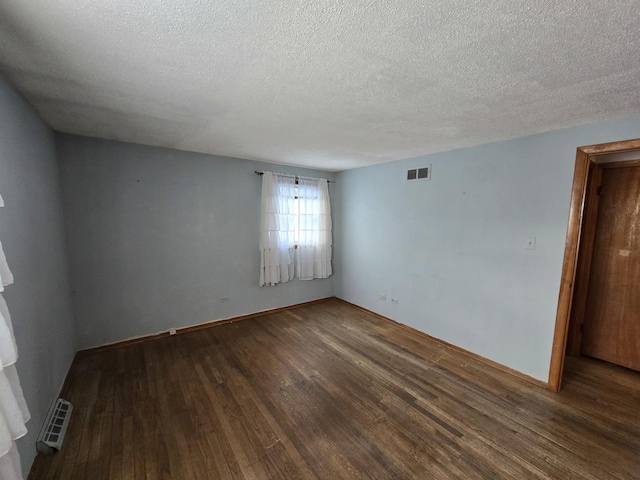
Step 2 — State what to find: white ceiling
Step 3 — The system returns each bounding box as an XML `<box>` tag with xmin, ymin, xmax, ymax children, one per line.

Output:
<box><xmin>1</xmin><ymin>1</ymin><xmax>639</xmax><ymax>171</ymax></box>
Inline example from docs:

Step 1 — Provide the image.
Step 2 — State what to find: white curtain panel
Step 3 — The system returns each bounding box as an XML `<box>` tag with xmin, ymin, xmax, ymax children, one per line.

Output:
<box><xmin>296</xmin><ymin>176</ymin><xmax>332</xmax><ymax>280</ymax></box>
<box><xmin>0</xmin><ymin>203</ymin><xmax>30</xmax><ymax>480</ymax></box>
<box><xmin>0</xmin><ymin>243</ymin><xmax>13</xmax><ymax>289</ymax></box>
<box><xmin>259</xmin><ymin>172</ymin><xmax>297</xmax><ymax>286</ymax></box>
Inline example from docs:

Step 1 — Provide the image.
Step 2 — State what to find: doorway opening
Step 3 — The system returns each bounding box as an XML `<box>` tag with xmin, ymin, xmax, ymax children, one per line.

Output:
<box><xmin>549</xmin><ymin>138</ymin><xmax>640</xmax><ymax>392</ymax></box>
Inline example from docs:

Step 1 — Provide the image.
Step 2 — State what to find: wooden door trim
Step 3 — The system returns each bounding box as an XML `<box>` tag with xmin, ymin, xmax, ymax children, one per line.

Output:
<box><xmin>565</xmin><ymin>163</ymin><xmax>602</xmax><ymax>356</ymax></box>
<box><xmin>548</xmin><ymin>138</ymin><xmax>640</xmax><ymax>392</ymax></box>
<box><xmin>600</xmin><ymin>159</ymin><xmax>640</xmax><ymax>169</ymax></box>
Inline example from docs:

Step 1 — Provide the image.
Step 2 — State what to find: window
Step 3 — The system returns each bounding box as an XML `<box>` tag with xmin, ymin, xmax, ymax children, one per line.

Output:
<box><xmin>259</xmin><ymin>172</ymin><xmax>332</xmax><ymax>286</ymax></box>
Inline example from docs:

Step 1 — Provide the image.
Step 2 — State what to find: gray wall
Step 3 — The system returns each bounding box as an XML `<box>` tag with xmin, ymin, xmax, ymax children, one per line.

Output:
<box><xmin>56</xmin><ymin>135</ymin><xmax>335</xmax><ymax>349</ymax></box>
<box><xmin>0</xmin><ymin>75</ymin><xmax>76</xmax><ymax>473</ymax></box>
<box><xmin>334</xmin><ymin>114</ymin><xmax>640</xmax><ymax>382</ymax></box>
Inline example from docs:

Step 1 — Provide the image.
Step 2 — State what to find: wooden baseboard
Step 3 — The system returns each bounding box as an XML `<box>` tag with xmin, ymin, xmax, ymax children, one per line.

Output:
<box><xmin>77</xmin><ymin>297</ymin><xmax>334</xmax><ymax>356</ymax></box>
<box><xmin>335</xmin><ymin>297</ymin><xmax>549</xmax><ymax>389</ymax></box>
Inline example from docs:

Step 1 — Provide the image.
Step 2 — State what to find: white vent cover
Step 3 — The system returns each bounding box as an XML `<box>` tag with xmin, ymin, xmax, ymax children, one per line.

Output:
<box><xmin>406</xmin><ymin>165</ymin><xmax>431</xmax><ymax>182</ymax></box>
<box><xmin>37</xmin><ymin>398</ymin><xmax>73</xmax><ymax>455</ymax></box>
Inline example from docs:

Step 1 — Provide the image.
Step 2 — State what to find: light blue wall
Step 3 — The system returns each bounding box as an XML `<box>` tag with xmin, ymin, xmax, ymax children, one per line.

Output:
<box><xmin>56</xmin><ymin>134</ymin><xmax>335</xmax><ymax>349</ymax></box>
<box><xmin>0</xmin><ymin>75</ymin><xmax>76</xmax><ymax>473</ymax></box>
<box><xmin>335</xmin><ymin>115</ymin><xmax>640</xmax><ymax>382</ymax></box>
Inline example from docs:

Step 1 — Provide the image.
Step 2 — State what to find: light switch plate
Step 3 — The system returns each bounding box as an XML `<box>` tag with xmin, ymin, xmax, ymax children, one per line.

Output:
<box><xmin>526</xmin><ymin>236</ymin><xmax>536</xmax><ymax>250</ymax></box>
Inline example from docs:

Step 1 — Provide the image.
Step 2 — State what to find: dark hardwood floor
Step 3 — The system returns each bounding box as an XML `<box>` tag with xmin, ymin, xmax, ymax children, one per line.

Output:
<box><xmin>29</xmin><ymin>298</ymin><xmax>640</xmax><ymax>479</ymax></box>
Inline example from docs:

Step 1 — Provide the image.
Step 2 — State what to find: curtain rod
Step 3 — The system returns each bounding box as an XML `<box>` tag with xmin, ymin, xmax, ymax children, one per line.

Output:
<box><xmin>254</xmin><ymin>171</ymin><xmax>334</xmax><ymax>183</ymax></box>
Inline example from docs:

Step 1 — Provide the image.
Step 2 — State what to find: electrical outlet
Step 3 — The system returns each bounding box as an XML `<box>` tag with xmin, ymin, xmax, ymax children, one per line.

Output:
<box><xmin>378</xmin><ymin>294</ymin><xmax>386</xmax><ymax>300</ymax></box>
<box><xmin>169</xmin><ymin>328</ymin><xmax>177</xmax><ymax>336</ymax></box>
<box><xmin>220</xmin><ymin>297</ymin><xmax>230</xmax><ymax>303</ymax></box>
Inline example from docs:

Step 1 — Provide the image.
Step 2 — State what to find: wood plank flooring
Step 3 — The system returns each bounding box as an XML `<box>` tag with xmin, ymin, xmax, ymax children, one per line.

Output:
<box><xmin>28</xmin><ymin>298</ymin><xmax>640</xmax><ymax>479</ymax></box>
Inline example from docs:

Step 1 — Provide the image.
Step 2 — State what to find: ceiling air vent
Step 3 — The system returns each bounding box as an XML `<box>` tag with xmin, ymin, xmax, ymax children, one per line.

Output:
<box><xmin>406</xmin><ymin>165</ymin><xmax>431</xmax><ymax>182</ymax></box>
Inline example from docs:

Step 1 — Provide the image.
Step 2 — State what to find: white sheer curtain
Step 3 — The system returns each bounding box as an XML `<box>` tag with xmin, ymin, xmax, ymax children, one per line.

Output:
<box><xmin>259</xmin><ymin>173</ymin><xmax>332</xmax><ymax>286</ymax></box>
<box><xmin>259</xmin><ymin>172</ymin><xmax>297</xmax><ymax>286</ymax></box>
<box><xmin>0</xmin><ymin>196</ymin><xmax>31</xmax><ymax>480</ymax></box>
<box><xmin>297</xmin><ymin>176</ymin><xmax>332</xmax><ymax>280</ymax></box>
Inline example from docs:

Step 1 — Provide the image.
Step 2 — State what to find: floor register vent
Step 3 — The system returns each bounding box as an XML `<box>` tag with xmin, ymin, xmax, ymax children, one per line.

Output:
<box><xmin>37</xmin><ymin>398</ymin><xmax>73</xmax><ymax>455</ymax></box>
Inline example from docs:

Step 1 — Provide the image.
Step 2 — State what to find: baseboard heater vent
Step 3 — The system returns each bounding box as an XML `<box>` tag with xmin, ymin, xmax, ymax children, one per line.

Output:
<box><xmin>36</xmin><ymin>398</ymin><xmax>73</xmax><ymax>455</ymax></box>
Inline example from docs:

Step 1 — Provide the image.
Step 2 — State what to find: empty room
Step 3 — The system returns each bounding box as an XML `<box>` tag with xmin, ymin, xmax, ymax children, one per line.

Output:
<box><xmin>1</xmin><ymin>1</ymin><xmax>639</xmax><ymax>479</ymax></box>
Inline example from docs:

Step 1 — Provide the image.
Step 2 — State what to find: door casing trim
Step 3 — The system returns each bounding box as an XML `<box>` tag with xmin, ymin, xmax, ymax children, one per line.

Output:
<box><xmin>549</xmin><ymin>138</ymin><xmax>640</xmax><ymax>392</ymax></box>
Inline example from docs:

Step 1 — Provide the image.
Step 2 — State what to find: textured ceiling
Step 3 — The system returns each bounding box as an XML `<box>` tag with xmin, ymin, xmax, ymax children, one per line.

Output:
<box><xmin>1</xmin><ymin>1</ymin><xmax>639</xmax><ymax>171</ymax></box>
